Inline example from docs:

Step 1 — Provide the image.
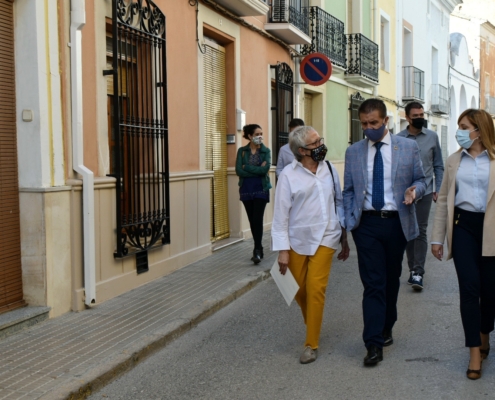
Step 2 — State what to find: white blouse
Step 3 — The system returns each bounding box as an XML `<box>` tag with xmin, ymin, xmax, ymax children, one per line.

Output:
<box><xmin>271</xmin><ymin>159</ymin><xmax>345</xmax><ymax>256</ymax></box>
<box><xmin>455</xmin><ymin>150</ymin><xmax>490</xmax><ymax>212</ymax></box>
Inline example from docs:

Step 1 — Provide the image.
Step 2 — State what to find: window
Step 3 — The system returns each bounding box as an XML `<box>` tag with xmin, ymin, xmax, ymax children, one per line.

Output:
<box><xmin>271</xmin><ymin>63</ymin><xmax>293</xmax><ymax>163</ymax></box>
<box><xmin>431</xmin><ymin>46</ymin><xmax>438</xmax><ymax>85</ymax></box>
<box><xmin>107</xmin><ymin>0</ymin><xmax>170</xmax><ymax>261</ymax></box>
<box><xmin>350</xmin><ymin>92</ymin><xmax>365</xmax><ymax>144</ymax></box>
<box><xmin>380</xmin><ymin>13</ymin><xmax>390</xmax><ymax>72</ymax></box>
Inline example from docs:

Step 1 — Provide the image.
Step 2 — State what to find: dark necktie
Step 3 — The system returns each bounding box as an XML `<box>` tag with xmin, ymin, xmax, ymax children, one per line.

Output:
<box><xmin>372</xmin><ymin>142</ymin><xmax>385</xmax><ymax>211</ymax></box>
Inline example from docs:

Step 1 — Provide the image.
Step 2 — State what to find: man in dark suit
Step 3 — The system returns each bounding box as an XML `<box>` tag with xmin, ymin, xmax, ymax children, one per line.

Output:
<box><xmin>343</xmin><ymin>99</ymin><xmax>426</xmax><ymax>366</ymax></box>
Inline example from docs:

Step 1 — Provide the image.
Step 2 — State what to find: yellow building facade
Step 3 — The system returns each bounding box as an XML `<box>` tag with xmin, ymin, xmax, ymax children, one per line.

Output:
<box><xmin>377</xmin><ymin>0</ymin><xmax>398</xmax><ymax>133</ymax></box>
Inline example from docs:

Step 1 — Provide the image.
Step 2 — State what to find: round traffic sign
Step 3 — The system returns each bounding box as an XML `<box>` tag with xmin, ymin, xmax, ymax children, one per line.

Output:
<box><xmin>300</xmin><ymin>52</ymin><xmax>332</xmax><ymax>86</ymax></box>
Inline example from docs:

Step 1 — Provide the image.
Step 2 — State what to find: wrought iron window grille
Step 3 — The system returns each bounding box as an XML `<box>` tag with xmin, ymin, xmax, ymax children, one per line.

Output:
<box><xmin>402</xmin><ymin>66</ymin><xmax>425</xmax><ymax>102</ymax></box>
<box><xmin>345</xmin><ymin>33</ymin><xmax>379</xmax><ymax>83</ymax></box>
<box><xmin>271</xmin><ymin>0</ymin><xmax>310</xmax><ymax>36</ymax></box>
<box><xmin>431</xmin><ymin>84</ymin><xmax>449</xmax><ymax>114</ymax></box>
<box><xmin>271</xmin><ymin>62</ymin><xmax>293</xmax><ymax>163</ymax></box>
<box><xmin>106</xmin><ymin>0</ymin><xmax>170</xmax><ymax>264</ymax></box>
<box><xmin>301</xmin><ymin>6</ymin><xmax>346</xmax><ymax>70</ymax></box>
<box><xmin>349</xmin><ymin>91</ymin><xmax>366</xmax><ymax>144</ymax></box>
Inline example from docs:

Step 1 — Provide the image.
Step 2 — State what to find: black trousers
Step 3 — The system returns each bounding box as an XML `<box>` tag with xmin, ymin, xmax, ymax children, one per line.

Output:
<box><xmin>352</xmin><ymin>214</ymin><xmax>407</xmax><ymax>349</ymax></box>
<box><xmin>452</xmin><ymin>207</ymin><xmax>495</xmax><ymax>348</ymax></box>
<box><xmin>242</xmin><ymin>199</ymin><xmax>267</xmax><ymax>249</ymax></box>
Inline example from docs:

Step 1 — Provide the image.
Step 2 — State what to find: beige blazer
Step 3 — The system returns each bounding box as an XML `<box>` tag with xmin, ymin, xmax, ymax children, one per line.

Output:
<box><xmin>431</xmin><ymin>151</ymin><xmax>495</xmax><ymax>260</ymax></box>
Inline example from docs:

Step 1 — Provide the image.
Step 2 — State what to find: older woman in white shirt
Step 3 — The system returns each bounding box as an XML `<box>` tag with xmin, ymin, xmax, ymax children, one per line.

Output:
<box><xmin>272</xmin><ymin>126</ymin><xmax>349</xmax><ymax>364</ymax></box>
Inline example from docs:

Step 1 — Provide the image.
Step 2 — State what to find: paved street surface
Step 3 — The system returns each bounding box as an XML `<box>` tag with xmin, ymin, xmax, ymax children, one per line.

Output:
<box><xmin>90</xmin><ymin>209</ymin><xmax>495</xmax><ymax>400</ymax></box>
<box><xmin>0</xmin><ymin>236</ymin><xmax>275</xmax><ymax>400</ymax></box>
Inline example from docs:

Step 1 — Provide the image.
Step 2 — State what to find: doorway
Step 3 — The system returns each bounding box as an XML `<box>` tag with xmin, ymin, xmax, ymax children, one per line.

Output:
<box><xmin>204</xmin><ymin>39</ymin><xmax>230</xmax><ymax>242</ymax></box>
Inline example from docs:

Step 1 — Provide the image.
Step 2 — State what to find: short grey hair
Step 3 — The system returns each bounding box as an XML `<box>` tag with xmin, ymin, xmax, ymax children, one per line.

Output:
<box><xmin>289</xmin><ymin>126</ymin><xmax>316</xmax><ymax>161</ymax></box>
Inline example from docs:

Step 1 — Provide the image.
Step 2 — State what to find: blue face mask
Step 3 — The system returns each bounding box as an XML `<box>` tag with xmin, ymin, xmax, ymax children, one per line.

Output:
<box><xmin>363</xmin><ymin>124</ymin><xmax>386</xmax><ymax>142</ymax></box>
<box><xmin>455</xmin><ymin>128</ymin><xmax>478</xmax><ymax>149</ymax></box>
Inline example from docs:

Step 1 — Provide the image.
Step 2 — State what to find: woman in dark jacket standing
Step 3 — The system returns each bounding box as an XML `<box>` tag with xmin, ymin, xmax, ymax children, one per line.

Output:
<box><xmin>235</xmin><ymin>124</ymin><xmax>272</xmax><ymax>264</ymax></box>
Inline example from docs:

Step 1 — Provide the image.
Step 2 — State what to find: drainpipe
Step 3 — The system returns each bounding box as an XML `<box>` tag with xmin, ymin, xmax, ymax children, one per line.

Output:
<box><xmin>373</xmin><ymin>0</ymin><xmax>379</xmax><ymax>97</ymax></box>
<box><xmin>70</xmin><ymin>0</ymin><xmax>96</xmax><ymax>306</ymax></box>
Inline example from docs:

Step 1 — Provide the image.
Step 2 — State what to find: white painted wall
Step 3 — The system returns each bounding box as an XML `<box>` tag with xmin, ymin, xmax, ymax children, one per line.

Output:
<box><xmin>449</xmin><ymin>13</ymin><xmax>481</xmax><ymax>155</ymax></box>
<box><xmin>397</xmin><ymin>0</ymin><xmax>454</xmax><ymax>105</ymax></box>
<box><xmin>395</xmin><ymin>0</ymin><xmax>461</xmax><ymax>158</ymax></box>
<box><xmin>14</xmin><ymin>0</ymin><xmax>65</xmax><ymax>189</ymax></box>
<box><xmin>448</xmin><ymin>33</ymin><xmax>479</xmax><ymax>154</ymax></box>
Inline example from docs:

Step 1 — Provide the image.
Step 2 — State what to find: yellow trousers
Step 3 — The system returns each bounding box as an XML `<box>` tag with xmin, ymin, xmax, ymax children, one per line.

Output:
<box><xmin>289</xmin><ymin>246</ymin><xmax>335</xmax><ymax>349</ymax></box>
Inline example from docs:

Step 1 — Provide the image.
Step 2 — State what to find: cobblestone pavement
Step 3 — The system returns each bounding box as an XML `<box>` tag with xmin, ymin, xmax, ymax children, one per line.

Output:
<box><xmin>0</xmin><ymin>236</ymin><xmax>276</xmax><ymax>400</ymax></box>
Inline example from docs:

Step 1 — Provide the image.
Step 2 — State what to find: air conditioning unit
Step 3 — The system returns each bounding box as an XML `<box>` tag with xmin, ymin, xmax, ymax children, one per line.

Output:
<box><xmin>271</xmin><ymin>0</ymin><xmax>289</xmax><ymax>22</ymax></box>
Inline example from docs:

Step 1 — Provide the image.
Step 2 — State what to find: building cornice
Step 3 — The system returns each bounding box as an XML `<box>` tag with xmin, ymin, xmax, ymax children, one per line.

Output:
<box><xmin>438</xmin><ymin>0</ymin><xmax>462</xmax><ymax>13</ymax></box>
<box><xmin>481</xmin><ymin>21</ymin><xmax>495</xmax><ymax>34</ymax></box>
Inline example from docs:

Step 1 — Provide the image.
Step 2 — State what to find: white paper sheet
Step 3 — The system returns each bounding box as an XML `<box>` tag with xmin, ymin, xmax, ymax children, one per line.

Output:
<box><xmin>270</xmin><ymin>259</ymin><xmax>299</xmax><ymax>306</ymax></box>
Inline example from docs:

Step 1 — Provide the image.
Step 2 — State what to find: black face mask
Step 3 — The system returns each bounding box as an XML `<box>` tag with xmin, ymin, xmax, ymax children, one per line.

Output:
<box><xmin>303</xmin><ymin>144</ymin><xmax>328</xmax><ymax>162</ymax></box>
<box><xmin>411</xmin><ymin>118</ymin><xmax>425</xmax><ymax>129</ymax></box>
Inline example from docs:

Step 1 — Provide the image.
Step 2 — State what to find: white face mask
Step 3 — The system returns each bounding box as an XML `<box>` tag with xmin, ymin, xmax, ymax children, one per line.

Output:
<box><xmin>252</xmin><ymin>136</ymin><xmax>263</xmax><ymax>145</ymax></box>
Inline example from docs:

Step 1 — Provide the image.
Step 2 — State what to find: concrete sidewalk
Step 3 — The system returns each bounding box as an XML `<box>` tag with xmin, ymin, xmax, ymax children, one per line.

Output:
<box><xmin>0</xmin><ymin>236</ymin><xmax>276</xmax><ymax>400</ymax></box>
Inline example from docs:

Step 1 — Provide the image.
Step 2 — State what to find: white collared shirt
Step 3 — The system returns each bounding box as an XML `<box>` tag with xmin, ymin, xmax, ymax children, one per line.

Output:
<box><xmin>271</xmin><ymin>159</ymin><xmax>345</xmax><ymax>256</ymax></box>
<box><xmin>455</xmin><ymin>149</ymin><xmax>490</xmax><ymax>212</ymax></box>
<box><xmin>275</xmin><ymin>143</ymin><xmax>294</xmax><ymax>177</ymax></box>
<box><xmin>364</xmin><ymin>132</ymin><xmax>398</xmax><ymax>211</ymax></box>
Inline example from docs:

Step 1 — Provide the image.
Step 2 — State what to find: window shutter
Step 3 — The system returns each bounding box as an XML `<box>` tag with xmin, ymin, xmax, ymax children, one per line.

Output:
<box><xmin>0</xmin><ymin>0</ymin><xmax>24</xmax><ymax>313</ymax></box>
<box><xmin>204</xmin><ymin>42</ymin><xmax>230</xmax><ymax>242</ymax></box>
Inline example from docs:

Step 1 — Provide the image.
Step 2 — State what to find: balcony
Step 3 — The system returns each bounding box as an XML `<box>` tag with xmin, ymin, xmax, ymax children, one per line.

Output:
<box><xmin>264</xmin><ymin>0</ymin><xmax>311</xmax><ymax>45</ymax></box>
<box><xmin>431</xmin><ymin>84</ymin><xmax>449</xmax><ymax>114</ymax></box>
<box><xmin>301</xmin><ymin>7</ymin><xmax>346</xmax><ymax>73</ymax></box>
<box><xmin>402</xmin><ymin>67</ymin><xmax>425</xmax><ymax>103</ymax></box>
<box><xmin>213</xmin><ymin>0</ymin><xmax>269</xmax><ymax>17</ymax></box>
<box><xmin>344</xmin><ymin>33</ymin><xmax>379</xmax><ymax>87</ymax></box>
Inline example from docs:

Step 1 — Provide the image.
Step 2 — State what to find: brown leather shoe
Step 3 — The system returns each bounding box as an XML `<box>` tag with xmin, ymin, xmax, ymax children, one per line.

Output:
<box><xmin>466</xmin><ymin>360</ymin><xmax>482</xmax><ymax>380</ymax></box>
<box><xmin>300</xmin><ymin>346</ymin><xmax>317</xmax><ymax>364</ymax></box>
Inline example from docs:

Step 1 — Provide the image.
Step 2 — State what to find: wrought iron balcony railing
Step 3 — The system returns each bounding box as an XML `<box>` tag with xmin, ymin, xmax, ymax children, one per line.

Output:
<box><xmin>301</xmin><ymin>7</ymin><xmax>346</xmax><ymax>70</ymax></box>
<box><xmin>431</xmin><ymin>84</ymin><xmax>449</xmax><ymax>114</ymax></box>
<box><xmin>271</xmin><ymin>0</ymin><xmax>309</xmax><ymax>36</ymax></box>
<box><xmin>402</xmin><ymin>66</ymin><xmax>425</xmax><ymax>102</ymax></box>
<box><xmin>345</xmin><ymin>33</ymin><xmax>379</xmax><ymax>82</ymax></box>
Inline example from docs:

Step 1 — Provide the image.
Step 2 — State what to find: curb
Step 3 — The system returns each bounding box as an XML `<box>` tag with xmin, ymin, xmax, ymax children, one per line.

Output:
<box><xmin>40</xmin><ymin>270</ymin><xmax>272</xmax><ymax>400</ymax></box>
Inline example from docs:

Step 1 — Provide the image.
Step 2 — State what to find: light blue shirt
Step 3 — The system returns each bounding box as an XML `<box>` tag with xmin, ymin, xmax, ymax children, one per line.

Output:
<box><xmin>275</xmin><ymin>144</ymin><xmax>294</xmax><ymax>177</ymax></box>
<box><xmin>455</xmin><ymin>150</ymin><xmax>490</xmax><ymax>212</ymax></box>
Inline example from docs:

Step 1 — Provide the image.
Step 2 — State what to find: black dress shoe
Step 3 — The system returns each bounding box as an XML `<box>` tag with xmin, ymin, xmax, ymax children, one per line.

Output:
<box><xmin>251</xmin><ymin>249</ymin><xmax>261</xmax><ymax>264</ymax></box>
<box><xmin>382</xmin><ymin>329</ymin><xmax>393</xmax><ymax>347</ymax></box>
<box><xmin>364</xmin><ymin>345</ymin><xmax>383</xmax><ymax>366</ymax></box>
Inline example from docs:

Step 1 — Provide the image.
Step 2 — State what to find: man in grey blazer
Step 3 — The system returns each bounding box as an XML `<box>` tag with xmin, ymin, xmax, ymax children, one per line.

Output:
<box><xmin>343</xmin><ymin>99</ymin><xmax>426</xmax><ymax>366</ymax></box>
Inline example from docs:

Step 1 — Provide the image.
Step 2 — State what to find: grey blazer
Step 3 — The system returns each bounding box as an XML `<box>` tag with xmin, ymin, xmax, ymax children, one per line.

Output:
<box><xmin>343</xmin><ymin>134</ymin><xmax>426</xmax><ymax>241</ymax></box>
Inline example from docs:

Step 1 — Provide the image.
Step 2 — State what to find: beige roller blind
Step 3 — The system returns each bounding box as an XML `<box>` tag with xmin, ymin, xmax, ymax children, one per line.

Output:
<box><xmin>204</xmin><ymin>41</ymin><xmax>230</xmax><ymax>241</ymax></box>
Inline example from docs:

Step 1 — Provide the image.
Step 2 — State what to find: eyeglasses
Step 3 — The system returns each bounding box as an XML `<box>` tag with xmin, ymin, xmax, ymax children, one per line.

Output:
<box><xmin>303</xmin><ymin>138</ymin><xmax>324</xmax><ymax>148</ymax></box>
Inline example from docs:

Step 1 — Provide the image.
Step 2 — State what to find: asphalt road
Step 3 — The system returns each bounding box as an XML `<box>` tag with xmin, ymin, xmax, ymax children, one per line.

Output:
<box><xmin>89</xmin><ymin>217</ymin><xmax>495</xmax><ymax>399</ymax></box>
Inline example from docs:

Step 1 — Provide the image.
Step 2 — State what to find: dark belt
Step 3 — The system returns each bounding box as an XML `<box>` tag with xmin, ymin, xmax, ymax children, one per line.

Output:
<box><xmin>362</xmin><ymin>210</ymin><xmax>399</xmax><ymax>218</ymax></box>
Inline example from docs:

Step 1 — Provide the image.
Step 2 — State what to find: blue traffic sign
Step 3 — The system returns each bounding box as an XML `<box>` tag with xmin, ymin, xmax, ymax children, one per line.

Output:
<box><xmin>300</xmin><ymin>52</ymin><xmax>333</xmax><ymax>86</ymax></box>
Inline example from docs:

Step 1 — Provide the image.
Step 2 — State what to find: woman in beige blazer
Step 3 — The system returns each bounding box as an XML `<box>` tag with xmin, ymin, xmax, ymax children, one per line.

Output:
<box><xmin>431</xmin><ymin>109</ymin><xmax>495</xmax><ymax>380</ymax></box>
